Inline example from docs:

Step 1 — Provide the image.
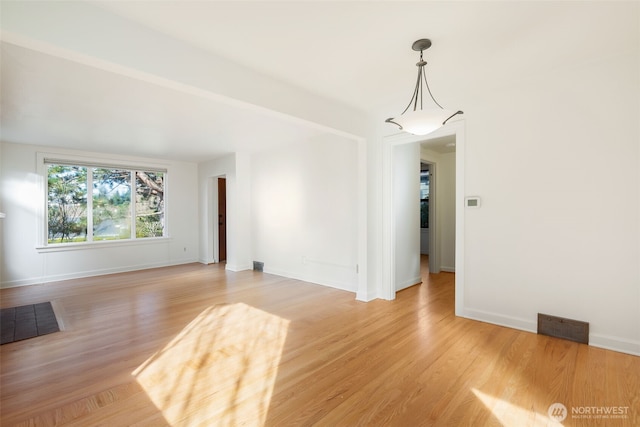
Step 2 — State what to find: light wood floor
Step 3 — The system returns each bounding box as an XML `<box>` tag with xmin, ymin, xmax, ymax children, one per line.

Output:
<box><xmin>1</xmin><ymin>258</ymin><xmax>638</xmax><ymax>426</ymax></box>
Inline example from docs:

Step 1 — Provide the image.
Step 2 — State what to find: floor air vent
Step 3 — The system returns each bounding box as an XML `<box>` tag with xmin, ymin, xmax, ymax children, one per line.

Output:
<box><xmin>538</xmin><ymin>313</ymin><xmax>589</xmax><ymax>344</ymax></box>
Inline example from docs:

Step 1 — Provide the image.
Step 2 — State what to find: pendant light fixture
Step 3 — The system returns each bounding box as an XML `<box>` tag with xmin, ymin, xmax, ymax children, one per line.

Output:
<box><xmin>386</xmin><ymin>39</ymin><xmax>463</xmax><ymax>136</ymax></box>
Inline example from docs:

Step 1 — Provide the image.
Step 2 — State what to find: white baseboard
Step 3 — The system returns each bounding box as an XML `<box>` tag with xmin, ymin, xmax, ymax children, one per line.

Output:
<box><xmin>461</xmin><ymin>308</ymin><xmax>537</xmax><ymax>333</ymax></box>
<box><xmin>440</xmin><ymin>266</ymin><xmax>455</xmax><ymax>273</ymax></box>
<box><xmin>590</xmin><ymin>333</ymin><xmax>640</xmax><ymax>356</ymax></box>
<box><xmin>225</xmin><ymin>263</ymin><xmax>252</xmax><ymax>272</ymax></box>
<box><xmin>263</xmin><ymin>266</ymin><xmax>356</xmax><ymax>293</ymax></box>
<box><xmin>396</xmin><ymin>276</ymin><xmax>422</xmax><ymax>292</ymax></box>
<box><xmin>0</xmin><ymin>258</ymin><xmax>199</xmax><ymax>288</ymax></box>
<box><xmin>460</xmin><ymin>308</ymin><xmax>640</xmax><ymax>357</ymax></box>
<box><xmin>356</xmin><ymin>289</ymin><xmax>378</xmax><ymax>302</ymax></box>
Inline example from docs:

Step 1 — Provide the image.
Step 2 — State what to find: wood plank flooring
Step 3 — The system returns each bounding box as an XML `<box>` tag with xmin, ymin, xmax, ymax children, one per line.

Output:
<box><xmin>1</xmin><ymin>258</ymin><xmax>638</xmax><ymax>426</ymax></box>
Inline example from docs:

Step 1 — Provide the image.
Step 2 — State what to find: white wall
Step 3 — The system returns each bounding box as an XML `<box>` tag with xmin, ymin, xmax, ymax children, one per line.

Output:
<box><xmin>394</xmin><ymin>142</ymin><xmax>421</xmax><ymax>291</ymax></box>
<box><xmin>459</xmin><ymin>14</ymin><xmax>639</xmax><ymax>354</ymax></box>
<box><xmin>227</xmin><ymin>152</ymin><xmax>253</xmax><ymax>272</ymax></box>
<box><xmin>251</xmin><ymin>135</ymin><xmax>359</xmax><ymax>291</ymax></box>
<box><xmin>0</xmin><ymin>142</ymin><xmax>199</xmax><ymax>287</ymax></box>
<box><xmin>421</xmin><ymin>148</ymin><xmax>456</xmax><ymax>273</ymax></box>
<box><xmin>438</xmin><ymin>152</ymin><xmax>456</xmax><ymax>272</ymax></box>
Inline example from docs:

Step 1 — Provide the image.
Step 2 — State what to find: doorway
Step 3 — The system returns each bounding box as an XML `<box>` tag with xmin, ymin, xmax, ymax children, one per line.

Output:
<box><xmin>420</xmin><ymin>134</ymin><xmax>456</xmax><ymax>275</ymax></box>
<box><xmin>218</xmin><ymin>177</ymin><xmax>227</xmax><ymax>262</ymax></box>
<box><xmin>382</xmin><ymin>120</ymin><xmax>465</xmax><ymax>315</ymax></box>
<box><xmin>420</xmin><ymin>161</ymin><xmax>436</xmax><ymax>273</ymax></box>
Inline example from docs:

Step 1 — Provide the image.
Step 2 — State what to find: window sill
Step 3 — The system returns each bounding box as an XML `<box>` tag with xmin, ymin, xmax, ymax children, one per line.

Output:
<box><xmin>36</xmin><ymin>237</ymin><xmax>173</xmax><ymax>253</ymax></box>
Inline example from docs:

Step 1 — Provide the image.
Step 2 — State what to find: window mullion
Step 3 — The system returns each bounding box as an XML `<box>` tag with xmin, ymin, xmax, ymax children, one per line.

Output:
<box><xmin>131</xmin><ymin>171</ymin><xmax>136</xmax><ymax>239</ymax></box>
<box><xmin>87</xmin><ymin>168</ymin><xmax>94</xmax><ymax>242</ymax></box>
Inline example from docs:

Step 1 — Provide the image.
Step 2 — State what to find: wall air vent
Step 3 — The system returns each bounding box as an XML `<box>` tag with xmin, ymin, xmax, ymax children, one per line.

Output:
<box><xmin>537</xmin><ymin>313</ymin><xmax>589</xmax><ymax>344</ymax></box>
<box><xmin>253</xmin><ymin>261</ymin><xmax>264</xmax><ymax>272</ymax></box>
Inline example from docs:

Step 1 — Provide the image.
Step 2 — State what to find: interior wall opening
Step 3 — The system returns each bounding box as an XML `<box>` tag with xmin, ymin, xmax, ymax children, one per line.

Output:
<box><xmin>382</xmin><ymin>119</ymin><xmax>465</xmax><ymax>312</ymax></box>
<box><xmin>420</xmin><ymin>135</ymin><xmax>456</xmax><ymax>276</ymax></box>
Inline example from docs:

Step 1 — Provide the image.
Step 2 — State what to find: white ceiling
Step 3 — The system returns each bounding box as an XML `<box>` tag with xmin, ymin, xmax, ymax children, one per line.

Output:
<box><xmin>1</xmin><ymin>1</ymin><xmax>632</xmax><ymax>162</ymax></box>
<box><xmin>90</xmin><ymin>0</ymin><xmax>555</xmax><ymax>112</ymax></box>
<box><xmin>1</xmin><ymin>42</ymin><xmax>326</xmax><ymax>161</ymax></box>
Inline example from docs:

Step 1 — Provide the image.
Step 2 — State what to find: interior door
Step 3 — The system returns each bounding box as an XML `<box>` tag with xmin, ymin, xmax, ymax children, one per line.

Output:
<box><xmin>218</xmin><ymin>177</ymin><xmax>227</xmax><ymax>262</ymax></box>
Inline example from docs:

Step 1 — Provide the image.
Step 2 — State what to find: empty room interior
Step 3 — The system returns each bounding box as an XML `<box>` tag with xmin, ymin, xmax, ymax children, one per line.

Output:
<box><xmin>1</xmin><ymin>1</ymin><xmax>638</xmax><ymax>426</ymax></box>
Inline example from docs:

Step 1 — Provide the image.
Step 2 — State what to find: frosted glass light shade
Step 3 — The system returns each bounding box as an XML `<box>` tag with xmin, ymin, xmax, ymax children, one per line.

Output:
<box><xmin>391</xmin><ymin>109</ymin><xmax>455</xmax><ymax>136</ymax></box>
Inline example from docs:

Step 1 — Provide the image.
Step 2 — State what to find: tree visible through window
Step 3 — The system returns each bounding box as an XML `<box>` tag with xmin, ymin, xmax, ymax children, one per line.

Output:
<box><xmin>48</xmin><ymin>165</ymin><xmax>88</xmax><ymax>243</ymax></box>
<box><xmin>93</xmin><ymin>168</ymin><xmax>131</xmax><ymax>241</ymax></box>
<box><xmin>135</xmin><ymin>171</ymin><xmax>165</xmax><ymax>238</ymax></box>
<box><xmin>47</xmin><ymin>164</ymin><xmax>165</xmax><ymax>244</ymax></box>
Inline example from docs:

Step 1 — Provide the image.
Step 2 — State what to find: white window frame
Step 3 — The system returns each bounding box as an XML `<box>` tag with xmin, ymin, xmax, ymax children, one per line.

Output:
<box><xmin>36</xmin><ymin>152</ymin><xmax>170</xmax><ymax>252</ymax></box>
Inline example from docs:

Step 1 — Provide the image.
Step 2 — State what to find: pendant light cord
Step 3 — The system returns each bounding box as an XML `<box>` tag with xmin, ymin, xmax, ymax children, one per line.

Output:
<box><xmin>400</xmin><ymin>50</ymin><xmax>445</xmax><ymax>114</ymax></box>
<box><xmin>423</xmin><ymin>64</ymin><xmax>444</xmax><ymax>109</ymax></box>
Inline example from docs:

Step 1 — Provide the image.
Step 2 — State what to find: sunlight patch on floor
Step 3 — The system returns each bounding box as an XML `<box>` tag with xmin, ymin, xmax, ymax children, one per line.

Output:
<box><xmin>472</xmin><ymin>388</ymin><xmax>562</xmax><ymax>426</ymax></box>
<box><xmin>133</xmin><ymin>303</ymin><xmax>289</xmax><ymax>426</ymax></box>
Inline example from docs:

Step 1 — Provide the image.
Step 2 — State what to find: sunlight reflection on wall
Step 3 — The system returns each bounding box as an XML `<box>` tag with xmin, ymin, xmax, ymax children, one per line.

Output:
<box><xmin>1</xmin><ymin>174</ymin><xmax>43</xmax><ymax>283</ymax></box>
<box><xmin>133</xmin><ymin>303</ymin><xmax>289</xmax><ymax>426</ymax></box>
<box><xmin>1</xmin><ymin>174</ymin><xmax>41</xmax><ymax>213</ymax></box>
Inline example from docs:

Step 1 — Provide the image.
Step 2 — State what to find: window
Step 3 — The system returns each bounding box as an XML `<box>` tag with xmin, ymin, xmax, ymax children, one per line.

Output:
<box><xmin>47</xmin><ymin>165</ymin><xmax>88</xmax><ymax>243</ymax></box>
<box><xmin>46</xmin><ymin>161</ymin><xmax>165</xmax><ymax>244</ymax></box>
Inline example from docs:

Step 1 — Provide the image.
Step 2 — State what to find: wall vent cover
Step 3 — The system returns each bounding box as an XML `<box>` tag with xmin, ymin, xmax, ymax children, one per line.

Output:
<box><xmin>537</xmin><ymin>313</ymin><xmax>589</xmax><ymax>344</ymax></box>
<box><xmin>253</xmin><ymin>261</ymin><xmax>264</xmax><ymax>272</ymax></box>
